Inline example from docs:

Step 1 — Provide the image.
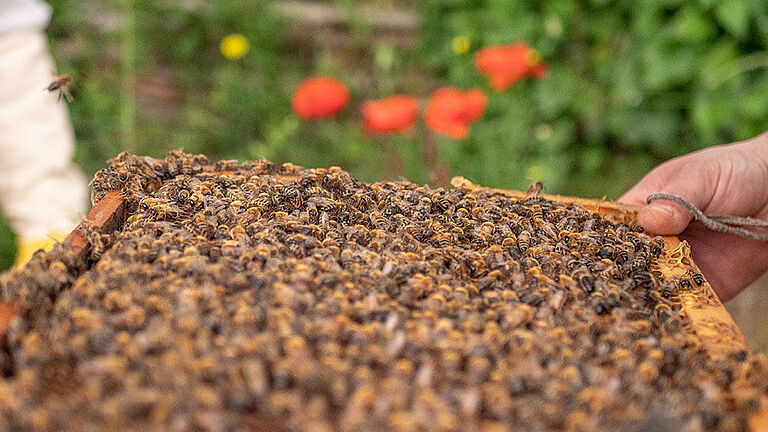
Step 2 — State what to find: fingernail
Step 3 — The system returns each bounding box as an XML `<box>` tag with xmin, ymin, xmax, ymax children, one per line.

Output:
<box><xmin>645</xmin><ymin>204</ymin><xmax>675</xmax><ymax>218</ymax></box>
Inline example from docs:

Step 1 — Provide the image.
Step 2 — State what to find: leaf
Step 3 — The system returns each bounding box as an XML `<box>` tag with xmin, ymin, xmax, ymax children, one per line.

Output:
<box><xmin>671</xmin><ymin>6</ymin><xmax>717</xmax><ymax>42</ymax></box>
<box><xmin>691</xmin><ymin>93</ymin><xmax>731</xmax><ymax>143</ymax></box>
<box><xmin>640</xmin><ymin>41</ymin><xmax>697</xmax><ymax>90</ymax></box>
<box><xmin>532</xmin><ymin>66</ymin><xmax>576</xmax><ymax>117</ymax></box>
<box><xmin>606</xmin><ymin>109</ymin><xmax>679</xmax><ymax>151</ymax></box>
<box><xmin>715</xmin><ymin>0</ymin><xmax>751</xmax><ymax>38</ymax></box>
<box><xmin>738</xmin><ymin>76</ymin><xmax>768</xmax><ymax>120</ymax></box>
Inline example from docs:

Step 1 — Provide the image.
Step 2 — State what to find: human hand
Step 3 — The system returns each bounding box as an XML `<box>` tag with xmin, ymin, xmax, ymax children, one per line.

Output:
<box><xmin>619</xmin><ymin>132</ymin><xmax>768</xmax><ymax>301</ymax></box>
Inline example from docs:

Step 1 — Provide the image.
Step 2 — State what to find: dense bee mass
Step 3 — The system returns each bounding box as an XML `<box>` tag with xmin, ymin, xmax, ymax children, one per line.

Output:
<box><xmin>1</xmin><ymin>150</ymin><xmax>767</xmax><ymax>431</ymax></box>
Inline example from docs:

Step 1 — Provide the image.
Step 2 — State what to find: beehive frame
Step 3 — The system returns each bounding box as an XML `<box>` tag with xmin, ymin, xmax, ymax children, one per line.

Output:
<box><xmin>451</xmin><ymin>176</ymin><xmax>768</xmax><ymax>430</ymax></box>
<box><xmin>1</xmin><ymin>176</ymin><xmax>766</xmax><ymax>429</ymax></box>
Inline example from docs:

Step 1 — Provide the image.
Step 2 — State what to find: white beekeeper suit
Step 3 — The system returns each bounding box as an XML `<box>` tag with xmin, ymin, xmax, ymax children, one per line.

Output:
<box><xmin>0</xmin><ymin>0</ymin><xmax>87</xmax><ymax>264</ymax></box>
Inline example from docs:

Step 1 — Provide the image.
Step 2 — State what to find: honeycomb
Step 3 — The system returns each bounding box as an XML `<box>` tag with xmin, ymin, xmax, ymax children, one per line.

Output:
<box><xmin>0</xmin><ymin>150</ymin><xmax>766</xmax><ymax>431</ymax></box>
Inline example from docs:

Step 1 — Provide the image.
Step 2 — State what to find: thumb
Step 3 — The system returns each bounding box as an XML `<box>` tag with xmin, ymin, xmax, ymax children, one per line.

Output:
<box><xmin>619</xmin><ymin>158</ymin><xmax>714</xmax><ymax>235</ymax></box>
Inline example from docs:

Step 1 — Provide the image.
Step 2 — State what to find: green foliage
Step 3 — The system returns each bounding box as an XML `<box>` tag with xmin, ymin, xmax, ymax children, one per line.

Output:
<box><xmin>420</xmin><ymin>0</ymin><xmax>768</xmax><ymax>196</ymax></box>
<box><xmin>0</xmin><ymin>213</ymin><xmax>16</xmax><ymax>271</ymax></box>
<box><xmin>45</xmin><ymin>0</ymin><xmax>768</xmax><ymax>199</ymax></box>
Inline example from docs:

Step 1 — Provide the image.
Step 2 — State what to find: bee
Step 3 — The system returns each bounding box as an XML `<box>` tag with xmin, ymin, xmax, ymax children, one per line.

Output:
<box><xmin>631</xmin><ymin>271</ymin><xmax>655</xmax><ymax>290</ymax></box>
<box><xmin>534</xmin><ymin>221</ymin><xmax>557</xmax><ymax>240</ymax></box>
<box><xmin>346</xmin><ymin>224</ymin><xmax>371</xmax><ymax>246</ymax></box>
<box><xmin>517</xmin><ymin>230</ymin><xmax>531</xmax><ymax>253</ymax></box>
<box><xmin>213</xmin><ymin>159</ymin><xmax>239</xmax><ymax>172</ymax></box>
<box><xmin>304</xmin><ymin>186</ymin><xmax>331</xmax><ymax>197</ymax></box>
<box><xmin>306</xmin><ymin>202</ymin><xmax>319</xmax><ymax>221</ymax></box>
<box><xmin>636</xmin><ymin>361</ymin><xmax>659</xmax><ymax>382</ymax></box>
<box><xmin>482</xmin><ymin>290</ymin><xmax>501</xmax><ymax>306</ymax></box>
<box><xmin>688</xmin><ymin>270</ymin><xmax>705</xmax><ymax>286</ymax></box>
<box><xmin>252</xmin><ymin>194</ymin><xmax>272</xmax><ymax>210</ymax></box>
<box><xmin>596</xmin><ymin>244</ymin><xmax>614</xmax><ymax>260</ymax></box>
<box><xmin>590</xmin><ymin>292</ymin><xmax>610</xmax><ymax>315</ymax></box>
<box><xmin>526</xmin><ymin>181</ymin><xmax>544</xmax><ymax>196</ymax></box>
<box><xmin>653</xmin><ymin>303</ymin><xmax>681</xmax><ymax>333</ymax></box>
<box><xmin>530</xmin><ymin>204</ymin><xmax>544</xmax><ymax>220</ymax></box>
<box><xmin>658</xmin><ymin>280</ymin><xmax>676</xmax><ymax>299</ymax></box>
<box><xmin>470</xmin><ymin>206</ymin><xmax>487</xmax><ymax>221</ymax></box>
<box><xmin>626</xmin><ymin>255</ymin><xmax>649</xmax><ymax>273</ymax></box>
<box><xmin>648</xmin><ymin>237</ymin><xmax>665</xmax><ymax>256</ymax></box>
<box><xmin>45</xmin><ymin>74</ymin><xmax>74</xmax><ymax>102</ymax></box>
<box><xmin>431</xmin><ymin>194</ymin><xmax>453</xmax><ymax>212</ymax></box>
<box><xmin>501</xmin><ymin>234</ymin><xmax>517</xmax><ymax>250</ymax></box>
<box><xmin>432</xmin><ymin>233</ymin><xmax>452</xmax><ymax>249</ymax></box>
<box><xmin>350</xmin><ymin>192</ymin><xmax>374</xmax><ymax>209</ymax></box>
<box><xmin>613</xmin><ymin>246</ymin><xmax>630</xmax><ymax>265</ymax></box>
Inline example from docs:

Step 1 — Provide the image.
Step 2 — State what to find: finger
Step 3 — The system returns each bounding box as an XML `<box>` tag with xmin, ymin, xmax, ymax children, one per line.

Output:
<box><xmin>619</xmin><ymin>159</ymin><xmax>714</xmax><ymax>235</ymax></box>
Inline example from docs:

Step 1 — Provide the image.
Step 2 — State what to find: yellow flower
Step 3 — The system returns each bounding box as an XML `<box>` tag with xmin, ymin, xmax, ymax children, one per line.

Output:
<box><xmin>451</xmin><ymin>36</ymin><xmax>470</xmax><ymax>55</ymax></box>
<box><xmin>220</xmin><ymin>34</ymin><xmax>249</xmax><ymax>60</ymax></box>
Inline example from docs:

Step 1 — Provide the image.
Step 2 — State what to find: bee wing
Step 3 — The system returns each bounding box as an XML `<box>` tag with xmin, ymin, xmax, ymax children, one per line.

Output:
<box><xmin>63</xmin><ymin>88</ymin><xmax>74</xmax><ymax>103</ymax></box>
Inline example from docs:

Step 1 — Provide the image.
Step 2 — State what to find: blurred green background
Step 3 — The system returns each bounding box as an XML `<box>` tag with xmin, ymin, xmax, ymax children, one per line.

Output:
<box><xmin>3</xmin><ymin>0</ymin><xmax>768</xmax><ymax>269</ymax></box>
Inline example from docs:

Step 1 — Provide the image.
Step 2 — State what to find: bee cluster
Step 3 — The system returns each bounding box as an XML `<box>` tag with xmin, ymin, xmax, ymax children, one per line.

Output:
<box><xmin>1</xmin><ymin>150</ymin><xmax>767</xmax><ymax>431</ymax></box>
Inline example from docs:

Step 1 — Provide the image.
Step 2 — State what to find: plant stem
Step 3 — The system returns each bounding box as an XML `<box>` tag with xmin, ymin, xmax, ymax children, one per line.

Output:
<box><xmin>707</xmin><ymin>51</ymin><xmax>768</xmax><ymax>91</ymax></box>
<box><xmin>119</xmin><ymin>0</ymin><xmax>137</xmax><ymax>152</ymax></box>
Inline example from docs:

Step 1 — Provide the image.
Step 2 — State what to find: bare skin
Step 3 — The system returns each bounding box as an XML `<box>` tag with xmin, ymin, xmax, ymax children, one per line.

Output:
<box><xmin>619</xmin><ymin>132</ymin><xmax>768</xmax><ymax>301</ymax></box>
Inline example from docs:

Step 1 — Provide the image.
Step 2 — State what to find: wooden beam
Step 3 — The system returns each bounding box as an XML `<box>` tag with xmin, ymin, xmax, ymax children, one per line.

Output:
<box><xmin>0</xmin><ymin>190</ymin><xmax>126</xmax><ymax>340</ymax></box>
<box><xmin>67</xmin><ymin>190</ymin><xmax>127</xmax><ymax>258</ymax></box>
<box><xmin>272</xmin><ymin>0</ymin><xmax>420</xmax><ymax>31</ymax></box>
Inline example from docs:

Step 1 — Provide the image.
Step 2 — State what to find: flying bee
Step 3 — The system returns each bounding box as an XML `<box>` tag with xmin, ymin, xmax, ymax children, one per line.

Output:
<box><xmin>45</xmin><ymin>74</ymin><xmax>74</xmax><ymax>102</ymax></box>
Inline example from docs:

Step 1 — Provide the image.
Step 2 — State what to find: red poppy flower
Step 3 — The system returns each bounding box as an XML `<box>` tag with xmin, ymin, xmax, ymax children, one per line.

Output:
<box><xmin>292</xmin><ymin>77</ymin><xmax>350</xmax><ymax>119</ymax></box>
<box><xmin>361</xmin><ymin>95</ymin><xmax>419</xmax><ymax>135</ymax></box>
<box><xmin>425</xmin><ymin>87</ymin><xmax>488</xmax><ymax>140</ymax></box>
<box><xmin>475</xmin><ymin>43</ymin><xmax>546</xmax><ymax>91</ymax></box>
